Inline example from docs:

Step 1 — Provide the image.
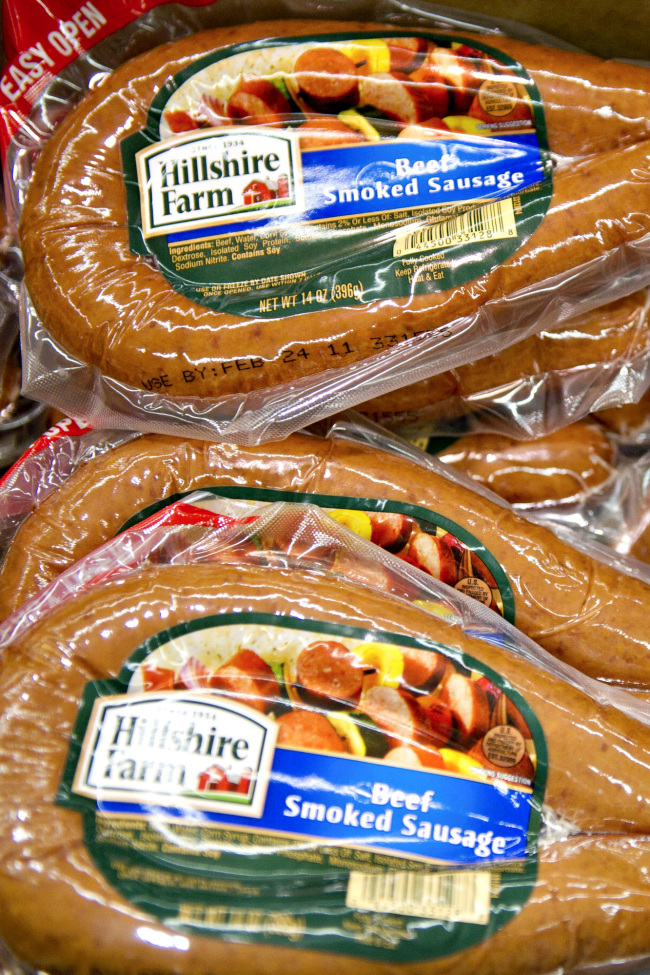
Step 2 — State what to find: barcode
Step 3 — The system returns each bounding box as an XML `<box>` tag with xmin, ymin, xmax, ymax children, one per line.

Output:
<box><xmin>393</xmin><ymin>198</ymin><xmax>517</xmax><ymax>257</ymax></box>
<box><xmin>346</xmin><ymin>869</ymin><xmax>492</xmax><ymax>925</ymax></box>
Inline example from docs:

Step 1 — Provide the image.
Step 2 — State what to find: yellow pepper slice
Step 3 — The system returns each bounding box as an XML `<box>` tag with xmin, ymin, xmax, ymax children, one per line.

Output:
<box><xmin>328</xmin><ymin>508</ymin><xmax>373</xmax><ymax>540</ymax></box>
<box><xmin>442</xmin><ymin>115</ymin><xmax>487</xmax><ymax>136</ymax></box>
<box><xmin>340</xmin><ymin>39</ymin><xmax>391</xmax><ymax>74</ymax></box>
<box><xmin>352</xmin><ymin>642</ymin><xmax>404</xmax><ymax>687</ymax></box>
<box><xmin>337</xmin><ymin>109</ymin><xmax>381</xmax><ymax>142</ymax></box>
<box><xmin>413</xmin><ymin>599</ymin><xmax>459</xmax><ymax>622</ymax></box>
<box><xmin>439</xmin><ymin>749</ymin><xmax>488</xmax><ymax>779</ymax></box>
<box><xmin>328</xmin><ymin>714</ymin><xmax>367</xmax><ymax>757</ymax></box>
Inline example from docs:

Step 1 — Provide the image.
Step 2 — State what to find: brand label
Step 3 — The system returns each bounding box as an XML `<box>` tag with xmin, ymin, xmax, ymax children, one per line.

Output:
<box><xmin>122</xmin><ymin>32</ymin><xmax>552</xmax><ymax>319</ymax></box>
<box><xmin>119</xmin><ymin>486</ymin><xmax>516</xmax><ymax>623</ymax></box>
<box><xmin>58</xmin><ymin>614</ymin><xmax>546</xmax><ymax>961</ymax></box>
<box><xmin>72</xmin><ymin>693</ymin><xmax>276</xmax><ymax>818</ymax></box>
<box><xmin>138</xmin><ymin>129</ymin><xmax>302</xmax><ymax>237</ymax></box>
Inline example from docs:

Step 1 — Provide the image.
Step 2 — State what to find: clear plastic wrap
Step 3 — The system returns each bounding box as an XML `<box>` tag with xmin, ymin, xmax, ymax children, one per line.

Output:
<box><xmin>0</xmin><ymin>418</ymin><xmax>135</xmax><ymax>553</ymax></box>
<box><xmin>383</xmin><ymin>411</ymin><xmax>650</xmax><ymax>571</ymax></box>
<box><xmin>413</xmin><ymin>420</ymin><xmax>620</xmax><ymax>508</ymax></box>
<box><xmin>5</xmin><ymin>414</ymin><xmax>650</xmax><ymax>692</ymax></box>
<box><xmin>328</xmin><ymin>409</ymin><xmax>650</xmax><ymax>585</ymax></box>
<box><xmin>5</xmin><ymin>498</ymin><xmax>650</xmax><ymax>973</ymax></box>
<box><xmin>456</xmin><ymin>435</ymin><xmax>650</xmax><ymax>571</ymax></box>
<box><xmin>360</xmin><ymin>289</ymin><xmax>650</xmax><ymax>440</ymax></box>
<box><xmin>8</xmin><ymin>0</ymin><xmax>650</xmax><ymax>441</ymax></box>
<box><xmin>595</xmin><ymin>386</ymin><xmax>650</xmax><ymax>446</ymax></box>
<box><xmin>0</xmin><ymin>192</ymin><xmax>48</xmax><ymax>469</ymax></box>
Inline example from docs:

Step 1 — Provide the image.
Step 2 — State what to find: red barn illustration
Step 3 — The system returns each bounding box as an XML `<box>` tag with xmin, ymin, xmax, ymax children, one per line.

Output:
<box><xmin>242</xmin><ymin>175</ymin><xmax>289</xmax><ymax>205</ymax></box>
<box><xmin>197</xmin><ymin>764</ymin><xmax>229</xmax><ymax>792</ymax></box>
<box><xmin>197</xmin><ymin>765</ymin><xmax>253</xmax><ymax>795</ymax></box>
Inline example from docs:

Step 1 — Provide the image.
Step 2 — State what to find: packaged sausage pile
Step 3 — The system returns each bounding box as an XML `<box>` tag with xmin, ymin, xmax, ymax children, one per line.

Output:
<box><xmin>6</xmin><ymin>491</ymin><xmax>650</xmax><ymax>975</ymax></box>
<box><xmin>4</xmin><ymin>1</ymin><xmax>650</xmax><ymax>973</ymax></box>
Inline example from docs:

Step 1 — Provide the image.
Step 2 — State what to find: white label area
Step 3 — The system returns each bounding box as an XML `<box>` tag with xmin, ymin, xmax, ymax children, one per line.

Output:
<box><xmin>72</xmin><ymin>692</ymin><xmax>277</xmax><ymax>818</ymax></box>
<box><xmin>393</xmin><ymin>198</ymin><xmax>517</xmax><ymax>257</ymax></box>
<box><xmin>137</xmin><ymin>128</ymin><xmax>303</xmax><ymax>237</ymax></box>
<box><xmin>346</xmin><ymin>869</ymin><xmax>492</xmax><ymax>924</ymax></box>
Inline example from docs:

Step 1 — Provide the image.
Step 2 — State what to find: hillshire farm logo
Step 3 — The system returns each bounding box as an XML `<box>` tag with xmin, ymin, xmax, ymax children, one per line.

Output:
<box><xmin>71</xmin><ymin>693</ymin><xmax>277</xmax><ymax>818</ymax></box>
<box><xmin>136</xmin><ymin>128</ymin><xmax>303</xmax><ymax>238</ymax></box>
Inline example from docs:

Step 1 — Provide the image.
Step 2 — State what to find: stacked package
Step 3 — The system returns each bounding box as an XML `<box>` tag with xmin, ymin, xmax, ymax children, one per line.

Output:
<box><xmin>3</xmin><ymin>2</ymin><xmax>650</xmax><ymax>974</ymax></box>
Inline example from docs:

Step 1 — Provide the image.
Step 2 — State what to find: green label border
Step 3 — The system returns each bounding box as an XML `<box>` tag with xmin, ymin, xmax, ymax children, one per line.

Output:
<box><xmin>57</xmin><ymin>612</ymin><xmax>547</xmax><ymax>962</ymax></box>
<box><xmin>121</xmin><ymin>31</ymin><xmax>552</xmax><ymax>318</ymax></box>
<box><xmin>119</xmin><ymin>486</ymin><xmax>516</xmax><ymax>624</ymax></box>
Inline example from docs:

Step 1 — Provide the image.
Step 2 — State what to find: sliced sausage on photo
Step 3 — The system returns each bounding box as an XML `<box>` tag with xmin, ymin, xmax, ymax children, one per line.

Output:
<box><xmin>276</xmin><ymin>709</ymin><xmax>347</xmax><ymax>752</ymax></box>
<box><xmin>439</xmin><ymin>672</ymin><xmax>491</xmax><ymax>744</ymax></box>
<box><xmin>296</xmin><ymin>639</ymin><xmax>366</xmax><ymax>704</ymax></box>
<box><xmin>209</xmin><ymin>648</ymin><xmax>280</xmax><ymax>712</ymax></box>
<box><xmin>294</xmin><ymin>47</ymin><xmax>359</xmax><ymax>111</ymax></box>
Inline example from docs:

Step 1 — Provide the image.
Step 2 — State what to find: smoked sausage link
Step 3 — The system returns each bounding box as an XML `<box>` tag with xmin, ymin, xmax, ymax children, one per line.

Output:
<box><xmin>5</xmin><ymin>430</ymin><xmax>650</xmax><ymax>688</ymax></box>
<box><xmin>6</xmin><ymin>565</ymin><xmax>650</xmax><ymax>971</ymax></box>
<box><xmin>19</xmin><ymin>22</ymin><xmax>650</xmax><ymax>399</ymax></box>
<box><xmin>435</xmin><ymin>421</ymin><xmax>617</xmax><ymax>506</ymax></box>
<box><xmin>358</xmin><ymin>290</ymin><xmax>650</xmax><ymax>422</ymax></box>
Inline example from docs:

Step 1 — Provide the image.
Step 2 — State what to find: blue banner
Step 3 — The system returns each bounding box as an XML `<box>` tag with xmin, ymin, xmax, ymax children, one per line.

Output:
<box><xmin>99</xmin><ymin>745</ymin><xmax>533</xmax><ymax>865</ymax></box>
<box><xmin>168</xmin><ymin>133</ymin><xmax>543</xmax><ymax>244</ymax></box>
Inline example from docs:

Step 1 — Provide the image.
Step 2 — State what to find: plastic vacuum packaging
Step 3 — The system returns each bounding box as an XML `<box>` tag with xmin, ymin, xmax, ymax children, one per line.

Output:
<box><xmin>359</xmin><ymin>289</ymin><xmax>650</xmax><ymax>440</ymax></box>
<box><xmin>397</xmin><ymin>414</ymin><xmax>650</xmax><ymax>571</ymax></box>
<box><xmin>595</xmin><ymin>386</ymin><xmax>650</xmax><ymax>445</ymax></box>
<box><xmin>413</xmin><ymin>419</ymin><xmax>619</xmax><ymax>507</ymax></box>
<box><xmin>7</xmin><ymin>1</ymin><xmax>650</xmax><ymax>441</ymax></box>
<box><xmin>5</xmin><ymin>413</ymin><xmax>650</xmax><ymax>691</ymax></box>
<box><xmin>5</xmin><ymin>498</ymin><xmax>650</xmax><ymax>974</ymax></box>
<box><xmin>0</xmin><ymin>192</ymin><xmax>47</xmax><ymax>470</ymax></box>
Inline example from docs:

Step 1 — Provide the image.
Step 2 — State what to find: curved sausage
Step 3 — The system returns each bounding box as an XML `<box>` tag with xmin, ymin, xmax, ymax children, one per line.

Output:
<box><xmin>20</xmin><ymin>21</ymin><xmax>650</xmax><ymax>399</ymax></box>
<box><xmin>461</xmin><ymin>31</ymin><xmax>650</xmax><ymax>157</ymax></box>
<box><xmin>358</xmin><ymin>290</ymin><xmax>650</xmax><ymax>422</ymax></box>
<box><xmin>5</xmin><ymin>430</ymin><xmax>650</xmax><ymax>688</ymax></box>
<box><xmin>434</xmin><ymin>421</ymin><xmax>617</xmax><ymax>506</ymax></box>
<box><xmin>5</xmin><ymin>564</ymin><xmax>650</xmax><ymax>970</ymax></box>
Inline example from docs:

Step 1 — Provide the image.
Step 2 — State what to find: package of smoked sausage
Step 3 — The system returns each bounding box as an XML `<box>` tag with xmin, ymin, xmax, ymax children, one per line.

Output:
<box><xmin>418</xmin><ymin>420</ymin><xmax>620</xmax><ymax>509</ymax></box>
<box><xmin>359</xmin><ymin>289</ymin><xmax>650</xmax><ymax>440</ymax></box>
<box><xmin>6</xmin><ymin>0</ymin><xmax>650</xmax><ymax>441</ymax></box>
<box><xmin>5</xmin><ymin>413</ymin><xmax>650</xmax><ymax>695</ymax></box>
<box><xmin>5</xmin><ymin>496</ymin><xmax>650</xmax><ymax>975</ymax></box>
